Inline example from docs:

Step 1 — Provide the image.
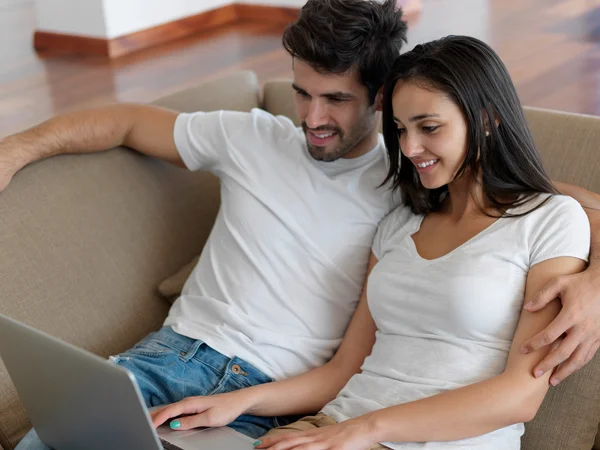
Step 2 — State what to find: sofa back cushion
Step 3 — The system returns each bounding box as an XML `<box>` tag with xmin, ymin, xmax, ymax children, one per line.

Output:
<box><xmin>524</xmin><ymin>107</ymin><xmax>600</xmax><ymax>193</ymax></box>
<box><xmin>261</xmin><ymin>80</ymin><xmax>600</xmax><ymax>450</ymax></box>
<box><xmin>0</xmin><ymin>151</ymin><xmax>215</xmax><ymax>447</ymax></box>
<box><xmin>263</xmin><ymin>79</ymin><xmax>300</xmax><ymax>126</ymax></box>
<box><xmin>0</xmin><ymin>151</ymin><xmax>219</xmax><ymax>448</ymax></box>
<box><xmin>0</xmin><ymin>71</ymin><xmax>259</xmax><ymax>449</ymax></box>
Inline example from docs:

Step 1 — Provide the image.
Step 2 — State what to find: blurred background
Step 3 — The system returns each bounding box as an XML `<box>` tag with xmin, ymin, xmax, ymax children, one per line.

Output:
<box><xmin>1</xmin><ymin>0</ymin><xmax>599</xmax><ymax>137</ymax></box>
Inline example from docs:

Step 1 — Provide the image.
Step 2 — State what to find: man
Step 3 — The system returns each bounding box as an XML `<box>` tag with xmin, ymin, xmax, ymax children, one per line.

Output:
<box><xmin>2</xmin><ymin>1</ymin><xmax>599</xmax><ymax>448</ymax></box>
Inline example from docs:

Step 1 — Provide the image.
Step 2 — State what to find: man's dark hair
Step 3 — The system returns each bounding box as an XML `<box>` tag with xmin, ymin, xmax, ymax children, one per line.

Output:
<box><xmin>282</xmin><ymin>0</ymin><xmax>408</xmax><ymax>104</ymax></box>
<box><xmin>381</xmin><ymin>35</ymin><xmax>558</xmax><ymax>215</ymax></box>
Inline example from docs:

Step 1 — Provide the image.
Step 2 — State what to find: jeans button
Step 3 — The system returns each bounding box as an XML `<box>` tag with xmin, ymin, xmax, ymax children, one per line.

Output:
<box><xmin>180</xmin><ymin>351</ymin><xmax>186</xmax><ymax>357</ymax></box>
<box><xmin>231</xmin><ymin>364</ymin><xmax>248</xmax><ymax>376</ymax></box>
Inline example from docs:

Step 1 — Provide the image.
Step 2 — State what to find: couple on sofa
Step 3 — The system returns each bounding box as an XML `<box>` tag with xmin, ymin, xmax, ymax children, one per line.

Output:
<box><xmin>2</xmin><ymin>0</ymin><xmax>599</xmax><ymax>449</ymax></box>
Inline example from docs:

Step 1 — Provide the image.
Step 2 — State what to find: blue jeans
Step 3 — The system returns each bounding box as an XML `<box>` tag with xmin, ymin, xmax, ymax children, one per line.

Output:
<box><xmin>16</xmin><ymin>326</ymin><xmax>294</xmax><ymax>449</ymax></box>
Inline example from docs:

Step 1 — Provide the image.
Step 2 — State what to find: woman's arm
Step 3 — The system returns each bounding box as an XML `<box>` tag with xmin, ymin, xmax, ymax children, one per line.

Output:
<box><xmin>151</xmin><ymin>254</ymin><xmax>380</xmax><ymax>430</ymax></box>
<box><xmin>521</xmin><ymin>182</ymin><xmax>600</xmax><ymax>383</ymax></box>
<box><xmin>258</xmin><ymin>255</ymin><xmax>586</xmax><ymax>449</ymax></box>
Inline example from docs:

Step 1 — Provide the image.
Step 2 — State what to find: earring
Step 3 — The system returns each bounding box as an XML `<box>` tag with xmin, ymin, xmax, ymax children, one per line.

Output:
<box><xmin>485</xmin><ymin>130</ymin><xmax>490</xmax><ymax>137</ymax></box>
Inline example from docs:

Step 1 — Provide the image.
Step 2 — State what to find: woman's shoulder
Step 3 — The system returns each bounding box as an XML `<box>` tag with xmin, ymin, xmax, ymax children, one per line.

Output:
<box><xmin>373</xmin><ymin>205</ymin><xmax>420</xmax><ymax>258</ymax></box>
<box><xmin>511</xmin><ymin>193</ymin><xmax>590</xmax><ymax>266</ymax></box>
<box><xmin>538</xmin><ymin>193</ymin><xmax>580</xmax><ymax>208</ymax></box>
<box><xmin>511</xmin><ymin>193</ymin><xmax>585</xmax><ymax>223</ymax></box>
<box><xmin>379</xmin><ymin>204</ymin><xmax>420</xmax><ymax>230</ymax></box>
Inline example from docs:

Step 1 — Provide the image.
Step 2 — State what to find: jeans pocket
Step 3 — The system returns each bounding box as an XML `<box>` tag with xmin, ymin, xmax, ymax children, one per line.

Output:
<box><xmin>123</xmin><ymin>333</ymin><xmax>176</xmax><ymax>358</ymax></box>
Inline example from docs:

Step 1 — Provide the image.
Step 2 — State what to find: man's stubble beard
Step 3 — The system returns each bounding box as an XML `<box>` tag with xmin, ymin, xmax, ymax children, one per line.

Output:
<box><xmin>303</xmin><ymin>113</ymin><xmax>377</xmax><ymax>162</ymax></box>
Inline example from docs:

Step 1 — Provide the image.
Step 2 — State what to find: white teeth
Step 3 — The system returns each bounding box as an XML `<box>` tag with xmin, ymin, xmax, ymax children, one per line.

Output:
<box><xmin>314</xmin><ymin>132</ymin><xmax>335</xmax><ymax>138</ymax></box>
<box><xmin>416</xmin><ymin>159</ymin><xmax>438</xmax><ymax>168</ymax></box>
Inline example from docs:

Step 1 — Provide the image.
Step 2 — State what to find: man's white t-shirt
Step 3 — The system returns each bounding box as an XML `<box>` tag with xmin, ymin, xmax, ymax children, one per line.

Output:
<box><xmin>164</xmin><ymin>108</ymin><xmax>397</xmax><ymax>380</ymax></box>
<box><xmin>322</xmin><ymin>195</ymin><xmax>590</xmax><ymax>449</ymax></box>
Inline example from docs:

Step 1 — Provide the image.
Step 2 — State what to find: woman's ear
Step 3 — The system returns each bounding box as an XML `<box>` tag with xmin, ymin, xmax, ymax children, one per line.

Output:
<box><xmin>483</xmin><ymin>109</ymin><xmax>501</xmax><ymax>133</ymax></box>
<box><xmin>375</xmin><ymin>87</ymin><xmax>384</xmax><ymax>112</ymax></box>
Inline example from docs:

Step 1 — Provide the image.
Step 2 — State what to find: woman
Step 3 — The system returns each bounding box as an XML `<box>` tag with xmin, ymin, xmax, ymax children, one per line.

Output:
<box><xmin>151</xmin><ymin>36</ymin><xmax>590</xmax><ymax>449</ymax></box>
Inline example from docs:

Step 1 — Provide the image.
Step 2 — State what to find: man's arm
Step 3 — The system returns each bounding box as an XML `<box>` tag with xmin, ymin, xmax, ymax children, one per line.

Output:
<box><xmin>0</xmin><ymin>104</ymin><xmax>182</xmax><ymax>192</ymax></box>
<box><xmin>521</xmin><ymin>181</ymin><xmax>600</xmax><ymax>384</ymax></box>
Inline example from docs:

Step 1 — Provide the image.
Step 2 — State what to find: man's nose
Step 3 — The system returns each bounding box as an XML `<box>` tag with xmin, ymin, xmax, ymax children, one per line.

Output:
<box><xmin>305</xmin><ymin>101</ymin><xmax>329</xmax><ymax>130</ymax></box>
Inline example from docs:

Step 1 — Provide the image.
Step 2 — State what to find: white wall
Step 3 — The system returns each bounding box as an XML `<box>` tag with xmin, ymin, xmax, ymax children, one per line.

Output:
<box><xmin>34</xmin><ymin>0</ymin><xmax>488</xmax><ymax>46</ymax></box>
<box><xmin>102</xmin><ymin>0</ymin><xmax>231</xmax><ymax>38</ymax></box>
<box><xmin>242</xmin><ymin>0</ymin><xmax>306</xmax><ymax>6</ymax></box>
<box><xmin>34</xmin><ymin>0</ymin><xmax>306</xmax><ymax>39</ymax></box>
<box><xmin>35</xmin><ymin>0</ymin><xmax>108</xmax><ymax>38</ymax></box>
<box><xmin>405</xmin><ymin>0</ymin><xmax>490</xmax><ymax>49</ymax></box>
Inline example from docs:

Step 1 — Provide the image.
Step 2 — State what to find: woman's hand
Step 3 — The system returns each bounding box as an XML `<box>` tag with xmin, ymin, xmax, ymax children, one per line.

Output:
<box><xmin>150</xmin><ymin>392</ymin><xmax>250</xmax><ymax>430</ymax></box>
<box><xmin>256</xmin><ymin>416</ymin><xmax>378</xmax><ymax>450</ymax></box>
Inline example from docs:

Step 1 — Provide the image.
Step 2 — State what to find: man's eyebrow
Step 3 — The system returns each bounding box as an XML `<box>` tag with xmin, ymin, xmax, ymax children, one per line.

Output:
<box><xmin>292</xmin><ymin>84</ymin><xmax>355</xmax><ymax>100</ymax></box>
<box><xmin>324</xmin><ymin>92</ymin><xmax>356</xmax><ymax>100</ymax></box>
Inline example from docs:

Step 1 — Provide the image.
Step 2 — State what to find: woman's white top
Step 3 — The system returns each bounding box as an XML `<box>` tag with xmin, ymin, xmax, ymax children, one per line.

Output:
<box><xmin>323</xmin><ymin>194</ymin><xmax>590</xmax><ymax>449</ymax></box>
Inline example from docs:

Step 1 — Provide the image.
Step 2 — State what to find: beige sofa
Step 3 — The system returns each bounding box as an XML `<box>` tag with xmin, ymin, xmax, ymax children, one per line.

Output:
<box><xmin>0</xmin><ymin>71</ymin><xmax>599</xmax><ymax>450</ymax></box>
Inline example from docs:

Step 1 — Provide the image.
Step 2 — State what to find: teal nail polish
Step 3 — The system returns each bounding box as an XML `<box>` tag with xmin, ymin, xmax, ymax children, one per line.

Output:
<box><xmin>170</xmin><ymin>420</ymin><xmax>181</xmax><ymax>429</ymax></box>
<box><xmin>253</xmin><ymin>440</ymin><xmax>262</xmax><ymax>447</ymax></box>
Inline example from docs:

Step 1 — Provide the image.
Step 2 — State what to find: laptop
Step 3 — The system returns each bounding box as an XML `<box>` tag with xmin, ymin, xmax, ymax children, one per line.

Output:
<box><xmin>0</xmin><ymin>314</ymin><xmax>255</xmax><ymax>450</ymax></box>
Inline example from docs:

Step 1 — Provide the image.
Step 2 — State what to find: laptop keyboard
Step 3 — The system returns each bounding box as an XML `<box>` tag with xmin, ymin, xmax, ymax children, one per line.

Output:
<box><xmin>160</xmin><ymin>437</ymin><xmax>185</xmax><ymax>450</ymax></box>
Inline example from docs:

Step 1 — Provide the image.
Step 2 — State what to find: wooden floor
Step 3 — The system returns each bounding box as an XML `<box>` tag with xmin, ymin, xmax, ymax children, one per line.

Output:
<box><xmin>1</xmin><ymin>0</ymin><xmax>600</xmax><ymax>137</ymax></box>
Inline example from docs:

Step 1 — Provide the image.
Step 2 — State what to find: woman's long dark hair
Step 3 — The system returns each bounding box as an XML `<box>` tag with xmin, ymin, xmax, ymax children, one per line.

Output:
<box><xmin>381</xmin><ymin>35</ymin><xmax>557</xmax><ymax>215</ymax></box>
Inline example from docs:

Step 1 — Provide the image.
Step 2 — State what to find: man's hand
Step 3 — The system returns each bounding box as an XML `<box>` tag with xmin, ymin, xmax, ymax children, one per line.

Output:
<box><xmin>0</xmin><ymin>165</ymin><xmax>15</xmax><ymax>192</ymax></box>
<box><xmin>0</xmin><ymin>138</ymin><xmax>23</xmax><ymax>193</ymax></box>
<box><xmin>150</xmin><ymin>392</ymin><xmax>249</xmax><ymax>431</ymax></box>
<box><xmin>521</xmin><ymin>269</ymin><xmax>600</xmax><ymax>385</ymax></box>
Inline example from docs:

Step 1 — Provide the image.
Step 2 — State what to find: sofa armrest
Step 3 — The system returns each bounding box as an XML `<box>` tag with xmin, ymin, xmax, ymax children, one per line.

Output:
<box><xmin>152</xmin><ymin>70</ymin><xmax>260</xmax><ymax>113</ymax></box>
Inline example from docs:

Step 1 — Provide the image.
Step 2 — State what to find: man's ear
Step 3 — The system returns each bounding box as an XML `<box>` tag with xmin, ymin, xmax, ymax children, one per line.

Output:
<box><xmin>375</xmin><ymin>87</ymin><xmax>384</xmax><ymax>112</ymax></box>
